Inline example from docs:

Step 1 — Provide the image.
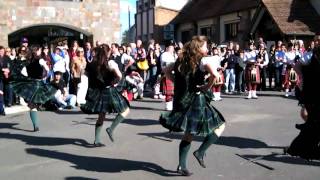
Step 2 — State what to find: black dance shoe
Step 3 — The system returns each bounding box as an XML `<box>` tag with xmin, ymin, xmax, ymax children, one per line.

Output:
<box><xmin>106</xmin><ymin>128</ymin><xmax>114</xmax><ymax>142</ymax></box>
<box><xmin>283</xmin><ymin>147</ymin><xmax>289</xmax><ymax>155</ymax></box>
<box><xmin>295</xmin><ymin>123</ymin><xmax>306</xmax><ymax>130</ymax></box>
<box><xmin>193</xmin><ymin>151</ymin><xmax>206</xmax><ymax>168</ymax></box>
<box><xmin>34</xmin><ymin>127</ymin><xmax>39</xmax><ymax>132</ymax></box>
<box><xmin>177</xmin><ymin>166</ymin><xmax>193</xmax><ymax>176</ymax></box>
<box><xmin>93</xmin><ymin>142</ymin><xmax>106</xmax><ymax>147</ymax></box>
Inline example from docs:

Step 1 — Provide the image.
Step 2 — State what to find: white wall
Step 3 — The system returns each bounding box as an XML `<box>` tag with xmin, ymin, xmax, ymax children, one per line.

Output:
<box><xmin>156</xmin><ymin>0</ymin><xmax>189</xmax><ymax>11</ymax></box>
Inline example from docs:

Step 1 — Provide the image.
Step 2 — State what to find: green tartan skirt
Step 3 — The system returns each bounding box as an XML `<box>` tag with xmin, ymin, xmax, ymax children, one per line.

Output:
<box><xmin>81</xmin><ymin>87</ymin><xmax>130</xmax><ymax>114</ymax></box>
<box><xmin>11</xmin><ymin>78</ymin><xmax>57</xmax><ymax>105</ymax></box>
<box><xmin>159</xmin><ymin>91</ymin><xmax>225</xmax><ymax>136</ymax></box>
<box><xmin>115</xmin><ymin>77</ymin><xmax>127</xmax><ymax>92</ymax></box>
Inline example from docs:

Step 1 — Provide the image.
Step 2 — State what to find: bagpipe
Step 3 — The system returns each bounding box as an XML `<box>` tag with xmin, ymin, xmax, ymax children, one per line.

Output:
<box><xmin>213</xmin><ymin>68</ymin><xmax>224</xmax><ymax>86</ymax></box>
<box><xmin>289</xmin><ymin>68</ymin><xmax>298</xmax><ymax>83</ymax></box>
<box><xmin>246</xmin><ymin>36</ymin><xmax>260</xmax><ymax>83</ymax></box>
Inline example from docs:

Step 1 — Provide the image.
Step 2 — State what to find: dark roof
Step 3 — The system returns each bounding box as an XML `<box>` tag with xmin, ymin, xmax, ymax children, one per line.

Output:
<box><xmin>173</xmin><ymin>0</ymin><xmax>259</xmax><ymax>24</ymax></box>
<box><xmin>262</xmin><ymin>0</ymin><xmax>320</xmax><ymax>35</ymax></box>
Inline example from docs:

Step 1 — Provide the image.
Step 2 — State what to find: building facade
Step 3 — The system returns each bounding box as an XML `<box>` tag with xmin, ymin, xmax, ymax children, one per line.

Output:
<box><xmin>0</xmin><ymin>0</ymin><xmax>120</xmax><ymax>47</ymax></box>
<box><xmin>173</xmin><ymin>0</ymin><xmax>320</xmax><ymax>46</ymax></box>
<box><xmin>173</xmin><ymin>0</ymin><xmax>258</xmax><ymax>45</ymax></box>
<box><xmin>135</xmin><ymin>0</ymin><xmax>189</xmax><ymax>44</ymax></box>
<box><xmin>250</xmin><ymin>0</ymin><xmax>320</xmax><ymax>44</ymax></box>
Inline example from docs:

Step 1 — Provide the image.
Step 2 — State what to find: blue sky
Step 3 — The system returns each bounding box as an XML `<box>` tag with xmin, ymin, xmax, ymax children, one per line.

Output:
<box><xmin>120</xmin><ymin>0</ymin><xmax>136</xmax><ymax>34</ymax></box>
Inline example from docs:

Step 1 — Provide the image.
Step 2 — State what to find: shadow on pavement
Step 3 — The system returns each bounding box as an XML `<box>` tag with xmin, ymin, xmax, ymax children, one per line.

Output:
<box><xmin>0</xmin><ymin>132</ymin><xmax>92</xmax><ymax>148</ymax></box>
<box><xmin>72</xmin><ymin>118</ymin><xmax>160</xmax><ymax>127</ymax></box>
<box><xmin>0</xmin><ymin>122</ymin><xmax>35</xmax><ymax>132</ymax></box>
<box><xmin>65</xmin><ymin>177</ymin><xmax>98</xmax><ymax>180</ymax></box>
<box><xmin>132</xmin><ymin>99</ymin><xmax>163</xmax><ymax>103</ymax></box>
<box><xmin>239</xmin><ymin>153</ymin><xmax>320</xmax><ymax>167</ymax></box>
<box><xmin>26</xmin><ymin>148</ymin><xmax>179</xmax><ymax>176</ymax></box>
<box><xmin>123</xmin><ymin>118</ymin><xmax>160</xmax><ymax>126</ymax></box>
<box><xmin>54</xmin><ymin>110</ymin><xmax>84</xmax><ymax>115</ymax></box>
<box><xmin>138</xmin><ymin>132</ymin><xmax>283</xmax><ymax>149</ymax></box>
<box><xmin>130</xmin><ymin>105</ymin><xmax>164</xmax><ymax>112</ymax></box>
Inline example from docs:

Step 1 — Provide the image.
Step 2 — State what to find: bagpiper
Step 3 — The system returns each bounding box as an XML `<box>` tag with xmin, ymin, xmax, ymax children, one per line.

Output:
<box><xmin>244</xmin><ymin>42</ymin><xmax>260</xmax><ymax>99</ymax></box>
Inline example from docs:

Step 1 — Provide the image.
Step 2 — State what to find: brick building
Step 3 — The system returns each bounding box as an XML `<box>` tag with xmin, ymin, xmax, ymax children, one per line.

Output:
<box><xmin>0</xmin><ymin>0</ymin><xmax>120</xmax><ymax>48</ymax></box>
<box><xmin>135</xmin><ymin>0</ymin><xmax>189</xmax><ymax>44</ymax></box>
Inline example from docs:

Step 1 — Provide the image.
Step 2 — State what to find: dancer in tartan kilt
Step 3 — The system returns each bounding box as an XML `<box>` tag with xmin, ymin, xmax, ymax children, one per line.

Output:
<box><xmin>284</xmin><ymin>37</ymin><xmax>320</xmax><ymax>160</ymax></box>
<box><xmin>10</xmin><ymin>45</ymin><xmax>56</xmax><ymax>132</ymax></box>
<box><xmin>159</xmin><ymin>36</ymin><xmax>226</xmax><ymax>176</ymax></box>
<box><xmin>80</xmin><ymin>44</ymin><xmax>130</xmax><ymax>147</ymax></box>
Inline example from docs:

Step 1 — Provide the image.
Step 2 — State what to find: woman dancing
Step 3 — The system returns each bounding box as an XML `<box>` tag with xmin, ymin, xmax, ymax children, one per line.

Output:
<box><xmin>81</xmin><ymin>44</ymin><xmax>130</xmax><ymax>147</ymax></box>
<box><xmin>160</xmin><ymin>36</ymin><xmax>226</xmax><ymax>176</ymax></box>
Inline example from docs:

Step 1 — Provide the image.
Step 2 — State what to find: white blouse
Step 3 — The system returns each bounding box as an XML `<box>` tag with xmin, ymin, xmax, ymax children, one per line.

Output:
<box><xmin>200</xmin><ymin>56</ymin><xmax>219</xmax><ymax>72</ymax></box>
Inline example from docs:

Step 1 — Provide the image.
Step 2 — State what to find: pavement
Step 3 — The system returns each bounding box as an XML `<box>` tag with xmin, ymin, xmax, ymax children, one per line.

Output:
<box><xmin>4</xmin><ymin>105</ymin><xmax>29</xmax><ymax>115</ymax></box>
<box><xmin>0</xmin><ymin>91</ymin><xmax>319</xmax><ymax>180</ymax></box>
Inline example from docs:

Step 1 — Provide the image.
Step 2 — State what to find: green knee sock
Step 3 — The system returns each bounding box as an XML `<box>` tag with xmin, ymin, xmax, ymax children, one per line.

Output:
<box><xmin>29</xmin><ymin>111</ymin><xmax>39</xmax><ymax>130</ymax></box>
<box><xmin>109</xmin><ymin>114</ymin><xmax>124</xmax><ymax>133</ymax></box>
<box><xmin>179</xmin><ymin>140</ymin><xmax>191</xmax><ymax>169</ymax></box>
<box><xmin>197</xmin><ymin>133</ymin><xmax>218</xmax><ymax>157</ymax></box>
<box><xmin>94</xmin><ymin>124</ymin><xmax>103</xmax><ymax>144</ymax></box>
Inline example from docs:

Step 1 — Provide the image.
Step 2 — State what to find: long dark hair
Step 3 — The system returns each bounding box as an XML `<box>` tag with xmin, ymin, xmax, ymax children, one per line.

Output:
<box><xmin>94</xmin><ymin>44</ymin><xmax>111</xmax><ymax>75</ymax></box>
<box><xmin>178</xmin><ymin>36</ymin><xmax>207</xmax><ymax>75</ymax></box>
<box><xmin>28</xmin><ymin>45</ymin><xmax>41</xmax><ymax>63</ymax></box>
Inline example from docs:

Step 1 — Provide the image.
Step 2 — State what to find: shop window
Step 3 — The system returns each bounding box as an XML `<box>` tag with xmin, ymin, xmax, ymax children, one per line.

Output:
<box><xmin>225</xmin><ymin>22</ymin><xmax>239</xmax><ymax>41</ymax></box>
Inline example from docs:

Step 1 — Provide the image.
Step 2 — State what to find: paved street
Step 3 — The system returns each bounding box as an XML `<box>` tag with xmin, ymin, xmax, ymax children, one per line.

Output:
<box><xmin>0</xmin><ymin>92</ymin><xmax>319</xmax><ymax>180</ymax></box>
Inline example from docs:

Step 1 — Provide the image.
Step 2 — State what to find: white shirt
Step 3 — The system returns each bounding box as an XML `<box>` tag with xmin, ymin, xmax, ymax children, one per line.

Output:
<box><xmin>160</xmin><ymin>51</ymin><xmax>176</xmax><ymax>69</ymax></box>
<box><xmin>285</xmin><ymin>51</ymin><xmax>299</xmax><ymax>65</ymax></box>
<box><xmin>244</xmin><ymin>50</ymin><xmax>258</xmax><ymax>63</ymax></box>
<box><xmin>108</xmin><ymin>60</ymin><xmax>119</xmax><ymax>71</ymax></box>
<box><xmin>301</xmin><ymin>51</ymin><xmax>313</xmax><ymax>65</ymax></box>
<box><xmin>113</xmin><ymin>52</ymin><xmax>133</xmax><ymax>65</ymax></box>
<box><xmin>200</xmin><ymin>56</ymin><xmax>219</xmax><ymax>72</ymax></box>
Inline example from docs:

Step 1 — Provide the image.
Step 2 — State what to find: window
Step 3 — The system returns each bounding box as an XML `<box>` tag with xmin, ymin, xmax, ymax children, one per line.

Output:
<box><xmin>181</xmin><ymin>30</ymin><xmax>191</xmax><ymax>44</ymax></box>
<box><xmin>144</xmin><ymin>2</ymin><xmax>149</xmax><ymax>9</ymax></box>
<box><xmin>225</xmin><ymin>22</ymin><xmax>239</xmax><ymax>41</ymax></box>
<box><xmin>200</xmin><ymin>27</ymin><xmax>212</xmax><ymax>37</ymax></box>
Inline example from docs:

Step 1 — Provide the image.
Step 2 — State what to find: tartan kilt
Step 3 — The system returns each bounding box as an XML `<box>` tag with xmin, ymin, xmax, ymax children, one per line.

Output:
<box><xmin>213</xmin><ymin>70</ymin><xmax>224</xmax><ymax>86</ymax></box>
<box><xmin>115</xmin><ymin>76</ymin><xmax>127</xmax><ymax>93</ymax></box>
<box><xmin>162</xmin><ymin>77</ymin><xmax>174</xmax><ymax>96</ymax></box>
<box><xmin>159</xmin><ymin>91</ymin><xmax>225</xmax><ymax>136</ymax></box>
<box><xmin>10</xmin><ymin>78</ymin><xmax>57</xmax><ymax>105</ymax></box>
<box><xmin>245</xmin><ymin>64</ymin><xmax>260</xmax><ymax>84</ymax></box>
<box><xmin>283</xmin><ymin>68</ymin><xmax>299</xmax><ymax>87</ymax></box>
<box><xmin>80</xmin><ymin>87</ymin><xmax>130</xmax><ymax>114</ymax></box>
